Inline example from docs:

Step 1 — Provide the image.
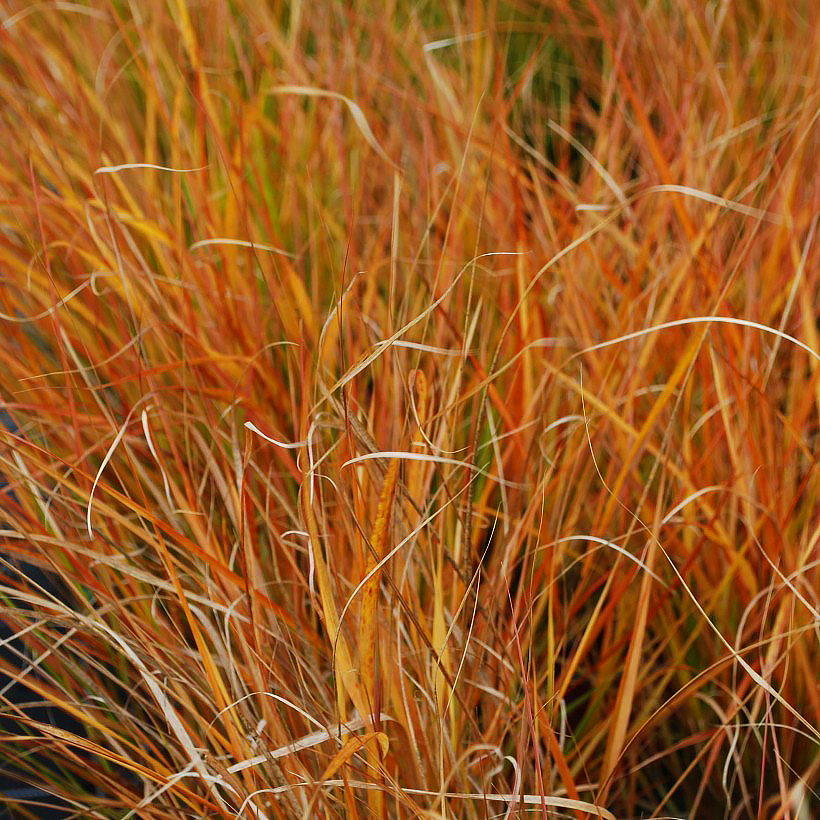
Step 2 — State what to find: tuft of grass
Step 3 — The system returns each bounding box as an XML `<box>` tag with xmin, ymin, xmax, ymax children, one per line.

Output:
<box><xmin>0</xmin><ymin>0</ymin><xmax>817</xmax><ymax>817</ymax></box>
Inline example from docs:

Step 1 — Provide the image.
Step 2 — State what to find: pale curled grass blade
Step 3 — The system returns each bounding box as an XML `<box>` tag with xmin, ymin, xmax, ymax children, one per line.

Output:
<box><xmin>267</xmin><ymin>85</ymin><xmax>398</xmax><ymax>169</ymax></box>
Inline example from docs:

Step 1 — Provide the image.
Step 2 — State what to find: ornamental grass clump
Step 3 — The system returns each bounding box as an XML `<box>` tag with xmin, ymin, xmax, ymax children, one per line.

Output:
<box><xmin>0</xmin><ymin>1</ymin><xmax>817</xmax><ymax>817</ymax></box>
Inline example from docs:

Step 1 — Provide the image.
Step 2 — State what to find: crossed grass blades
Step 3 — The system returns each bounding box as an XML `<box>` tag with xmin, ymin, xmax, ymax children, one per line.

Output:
<box><xmin>0</xmin><ymin>0</ymin><xmax>817</xmax><ymax>817</ymax></box>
